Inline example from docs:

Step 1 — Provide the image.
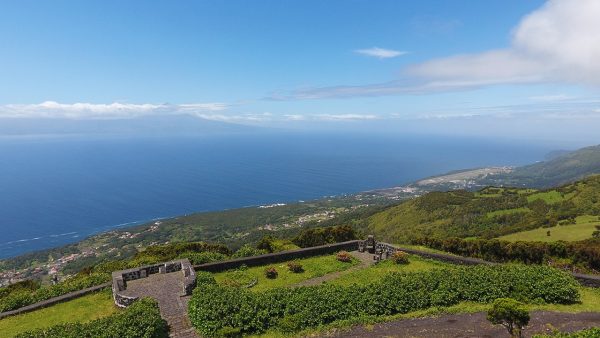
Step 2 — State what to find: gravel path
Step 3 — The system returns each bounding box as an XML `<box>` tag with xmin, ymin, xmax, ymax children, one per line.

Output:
<box><xmin>329</xmin><ymin>311</ymin><xmax>600</xmax><ymax>338</ymax></box>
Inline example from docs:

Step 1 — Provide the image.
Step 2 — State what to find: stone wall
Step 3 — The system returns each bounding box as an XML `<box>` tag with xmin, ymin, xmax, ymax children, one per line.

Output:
<box><xmin>194</xmin><ymin>240</ymin><xmax>360</xmax><ymax>272</ymax></box>
<box><xmin>112</xmin><ymin>259</ymin><xmax>195</xmax><ymax>308</ymax></box>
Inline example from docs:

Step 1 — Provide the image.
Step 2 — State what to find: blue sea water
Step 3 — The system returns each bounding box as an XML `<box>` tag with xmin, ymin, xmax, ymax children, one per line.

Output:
<box><xmin>0</xmin><ymin>131</ymin><xmax>554</xmax><ymax>258</ymax></box>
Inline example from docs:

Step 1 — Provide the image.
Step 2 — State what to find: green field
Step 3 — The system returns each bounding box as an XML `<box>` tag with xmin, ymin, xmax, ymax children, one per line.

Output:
<box><xmin>526</xmin><ymin>190</ymin><xmax>566</xmax><ymax>204</ymax></box>
<box><xmin>329</xmin><ymin>255</ymin><xmax>448</xmax><ymax>286</ymax></box>
<box><xmin>486</xmin><ymin>207</ymin><xmax>530</xmax><ymax>218</ymax></box>
<box><xmin>214</xmin><ymin>253</ymin><xmax>359</xmax><ymax>291</ymax></box>
<box><xmin>0</xmin><ymin>290</ymin><xmax>117</xmax><ymax>338</ymax></box>
<box><xmin>498</xmin><ymin>215</ymin><xmax>600</xmax><ymax>242</ymax></box>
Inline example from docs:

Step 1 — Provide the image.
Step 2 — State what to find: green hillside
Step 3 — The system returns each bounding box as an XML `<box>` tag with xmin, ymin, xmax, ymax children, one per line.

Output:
<box><xmin>365</xmin><ymin>175</ymin><xmax>600</xmax><ymax>243</ymax></box>
<box><xmin>501</xmin><ymin>145</ymin><xmax>600</xmax><ymax>188</ymax></box>
<box><xmin>499</xmin><ymin>215</ymin><xmax>599</xmax><ymax>242</ymax></box>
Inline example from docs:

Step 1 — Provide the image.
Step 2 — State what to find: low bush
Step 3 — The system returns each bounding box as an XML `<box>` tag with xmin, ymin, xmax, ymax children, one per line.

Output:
<box><xmin>391</xmin><ymin>251</ymin><xmax>409</xmax><ymax>264</ymax></box>
<box><xmin>287</xmin><ymin>261</ymin><xmax>304</xmax><ymax>273</ymax></box>
<box><xmin>533</xmin><ymin>328</ymin><xmax>600</xmax><ymax>338</ymax></box>
<box><xmin>179</xmin><ymin>251</ymin><xmax>228</xmax><ymax>265</ymax></box>
<box><xmin>188</xmin><ymin>265</ymin><xmax>579</xmax><ymax>336</ymax></box>
<box><xmin>196</xmin><ymin>271</ymin><xmax>217</xmax><ymax>286</ymax></box>
<box><xmin>336</xmin><ymin>251</ymin><xmax>352</xmax><ymax>263</ymax></box>
<box><xmin>232</xmin><ymin>245</ymin><xmax>268</xmax><ymax>258</ymax></box>
<box><xmin>15</xmin><ymin>298</ymin><xmax>168</xmax><ymax>338</ymax></box>
<box><xmin>264</xmin><ymin>267</ymin><xmax>278</xmax><ymax>279</ymax></box>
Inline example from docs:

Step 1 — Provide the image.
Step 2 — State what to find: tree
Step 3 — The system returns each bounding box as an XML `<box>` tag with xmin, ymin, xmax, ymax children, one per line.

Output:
<box><xmin>256</xmin><ymin>235</ymin><xmax>275</xmax><ymax>253</ymax></box>
<box><xmin>487</xmin><ymin>298</ymin><xmax>530</xmax><ymax>338</ymax></box>
<box><xmin>593</xmin><ymin>225</ymin><xmax>600</xmax><ymax>239</ymax></box>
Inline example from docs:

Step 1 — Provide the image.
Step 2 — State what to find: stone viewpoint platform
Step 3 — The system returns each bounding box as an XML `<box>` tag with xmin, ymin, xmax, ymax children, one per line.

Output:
<box><xmin>111</xmin><ymin>259</ymin><xmax>198</xmax><ymax>337</ymax></box>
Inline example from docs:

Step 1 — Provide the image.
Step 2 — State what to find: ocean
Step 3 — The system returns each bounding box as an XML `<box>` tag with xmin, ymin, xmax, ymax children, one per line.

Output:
<box><xmin>0</xmin><ymin>131</ymin><xmax>553</xmax><ymax>258</ymax></box>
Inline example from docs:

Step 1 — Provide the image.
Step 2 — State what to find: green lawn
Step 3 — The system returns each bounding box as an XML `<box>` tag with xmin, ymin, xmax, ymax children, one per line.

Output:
<box><xmin>498</xmin><ymin>215</ymin><xmax>600</xmax><ymax>242</ymax></box>
<box><xmin>0</xmin><ymin>289</ymin><xmax>118</xmax><ymax>338</ymax></box>
<box><xmin>329</xmin><ymin>255</ymin><xmax>449</xmax><ymax>286</ymax></box>
<box><xmin>486</xmin><ymin>207</ymin><xmax>530</xmax><ymax>218</ymax></box>
<box><xmin>214</xmin><ymin>253</ymin><xmax>359</xmax><ymax>291</ymax></box>
<box><xmin>527</xmin><ymin>190</ymin><xmax>565</xmax><ymax>204</ymax></box>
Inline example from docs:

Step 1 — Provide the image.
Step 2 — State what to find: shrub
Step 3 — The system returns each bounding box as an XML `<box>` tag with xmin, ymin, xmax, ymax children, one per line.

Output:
<box><xmin>391</xmin><ymin>251</ymin><xmax>409</xmax><ymax>264</ymax></box>
<box><xmin>256</xmin><ymin>236</ymin><xmax>276</xmax><ymax>253</ymax></box>
<box><xmin>179</xmin><ymin>251</ymin><xmax>228</xmax><ymax>265</ymax></box>
<box><xmin>264</xmin><ymin>267</ymin><xmax>278</xmax><ymax>279</ymax></box>
<box><xmin>533</xmin><ymin>328</ymin><xmax>600</xmax><ymax>338</ymax></box>
<box><xmin>188</xmin><ymin>265</ymin><xmax>579</xmax><ymax>336</ymax></box>
<box><xmin>195</xmin><ymin>271</ymin><xmax>217</xmax><ymax>286</ymax></box>
<box><xmin>15</xmin><ymin>298</ymin><xmax>168</xmax><ymax>338</ymax></box>
<box><xmin>232</xmin><ymin>245</ymin><xmax>268</xmax><ymax>258</ymax></box>
<box><xmin>287</xmin><ymin>261</ymin><xmax>304</xmax><ymax>273</ymax></box>
<box><xmin>336</xmin><ymin>251</ymin><xmax>352</xmax><ymax>263</ymax></box>
<box><xmin>487</xmin><ymin>298</ymin><xmax>530</xmax><ymax>338</ymax></box>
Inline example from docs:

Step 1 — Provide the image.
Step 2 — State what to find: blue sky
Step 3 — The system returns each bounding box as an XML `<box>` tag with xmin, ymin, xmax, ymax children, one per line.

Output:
<box><xmin>1</xmin><ymin>0</ymin><xmax>600</xmax><ymax>143</ymax></box>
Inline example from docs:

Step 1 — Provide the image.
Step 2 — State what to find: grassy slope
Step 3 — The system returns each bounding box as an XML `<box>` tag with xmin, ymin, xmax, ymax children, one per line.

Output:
<box><xmin>0</xmin><ymin>290</ymin><xmax>117</xmax><ymax>338</ymax></box>
<box><xmin>363</xmin><ymin>175</ymin><xmax>600</xmax><ymax>243</ymax></box>
<box><xmin>498</xmin><ymin>215</ymin><xmax>600</xmax><ymax>242</ymax></box>
<box><xmin>214</xmin><ymin>254</ymin><xmax>359</xmax><ymax>292</ymax></box>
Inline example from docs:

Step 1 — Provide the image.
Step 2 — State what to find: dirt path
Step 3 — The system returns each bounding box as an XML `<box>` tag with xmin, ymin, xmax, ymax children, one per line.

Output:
<box><xmin>293</xmin><ymin>251</ymin><xmax>374</xmax><ymax>287</ymax></box>
<box><xmin>329</xmin><ymin>311</ymin><xmax>600</xmax><ymax>338</ymax></box>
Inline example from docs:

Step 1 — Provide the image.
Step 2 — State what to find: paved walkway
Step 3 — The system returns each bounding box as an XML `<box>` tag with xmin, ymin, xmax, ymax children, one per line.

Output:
<box><xmin>123</xmin><ymin>273</ymin><xmax>198</xmax><ymax>338</ymax></box>
<box><xmin>293</xmin><ymin>250</ymin><xmax>375</xmax><ymax>287</ymax></box>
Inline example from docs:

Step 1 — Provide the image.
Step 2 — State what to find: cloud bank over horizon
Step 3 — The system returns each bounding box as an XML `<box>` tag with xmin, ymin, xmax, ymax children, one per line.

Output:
<box><xmin>0</xmin><ymin>101</ymin><xmax>229</xmax><ymax>119</ymax></box>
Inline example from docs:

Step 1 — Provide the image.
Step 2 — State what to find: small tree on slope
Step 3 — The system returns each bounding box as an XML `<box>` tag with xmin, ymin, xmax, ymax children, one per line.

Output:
<box><xmin>487</xmin><ymin>298</ymin><xmax>530</xmax><ymax>338</ymax></box>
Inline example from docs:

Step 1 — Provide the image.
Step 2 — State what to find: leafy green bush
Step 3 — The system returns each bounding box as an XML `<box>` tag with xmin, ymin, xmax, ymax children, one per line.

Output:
<box><xmin>232</xmin><ymin>245</ymin><xmax>268</xmax><ymax>258</ymax></box>
<box><xmin>487</xmin><ymin>298</ymin><xmax>530</xmax><ymax>338</ymax></box>
<box><xmin>188</xmin><ymin>265</ymin><xmax>579</xmax><ymax>336</ymax></box>
<box><xmin>15</xmin><ymin>298</ymin><xmax>168</xmax><ymax>338</ymax></box>
<box><xmin>179</xmin><ymin>251</ymin><xmax>228</xmax><ymax>265</ymax></box>
<box><xmin>533</xmin><ymin>328</ymin><xmax>600</xmax><ymax>338</ymax></box>
<box><xmin>196</xmin><ymin>271</ymin><xmax>217</xmax><ymax>286</ymax></box>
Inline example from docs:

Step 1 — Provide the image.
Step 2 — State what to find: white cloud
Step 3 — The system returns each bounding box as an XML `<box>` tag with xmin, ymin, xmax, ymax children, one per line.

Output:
<box><xmin>280</xmin><ymin>0</ymin><xmax>600</xmax><ymax>99</ymax></box>
<box><xmin>313</xmin><ymin>114</ymin><xmax>379</xmax><ymax>121</ymax></box>
<box><xmin>528</xmin><ymin>94</ymin><xmax>575</xmax><ymax>102</ymax></box>
<box><xmin>0</xmin><ymin>101</ymin><xmax>229</xmax><ymax>119</ymax></box>
<box><xmin>355</xmin><ymin>47</ymin><xmax>407</xmax><ymax>59</ymax></box>
<box><xmin>407</xmin><ymin>0</ymin><xmax>600</xmax><ymax>87</ymax></box>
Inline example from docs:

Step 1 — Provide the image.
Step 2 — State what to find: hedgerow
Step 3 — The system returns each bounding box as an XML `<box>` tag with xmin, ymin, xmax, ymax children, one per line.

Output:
<box><xmin>14</xmin><ymin>298</ymin><xmax>168</xmax><ymax>338</ymax></box>
<box><xmin>188</xmin><ymin>265</ymin><xmax>579</xmax><ymax>336</ymax></box>
<box><xmin>412</xmin><ymin>237</ymin><xmax>600</xmax><ymax>271</ymax></box>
